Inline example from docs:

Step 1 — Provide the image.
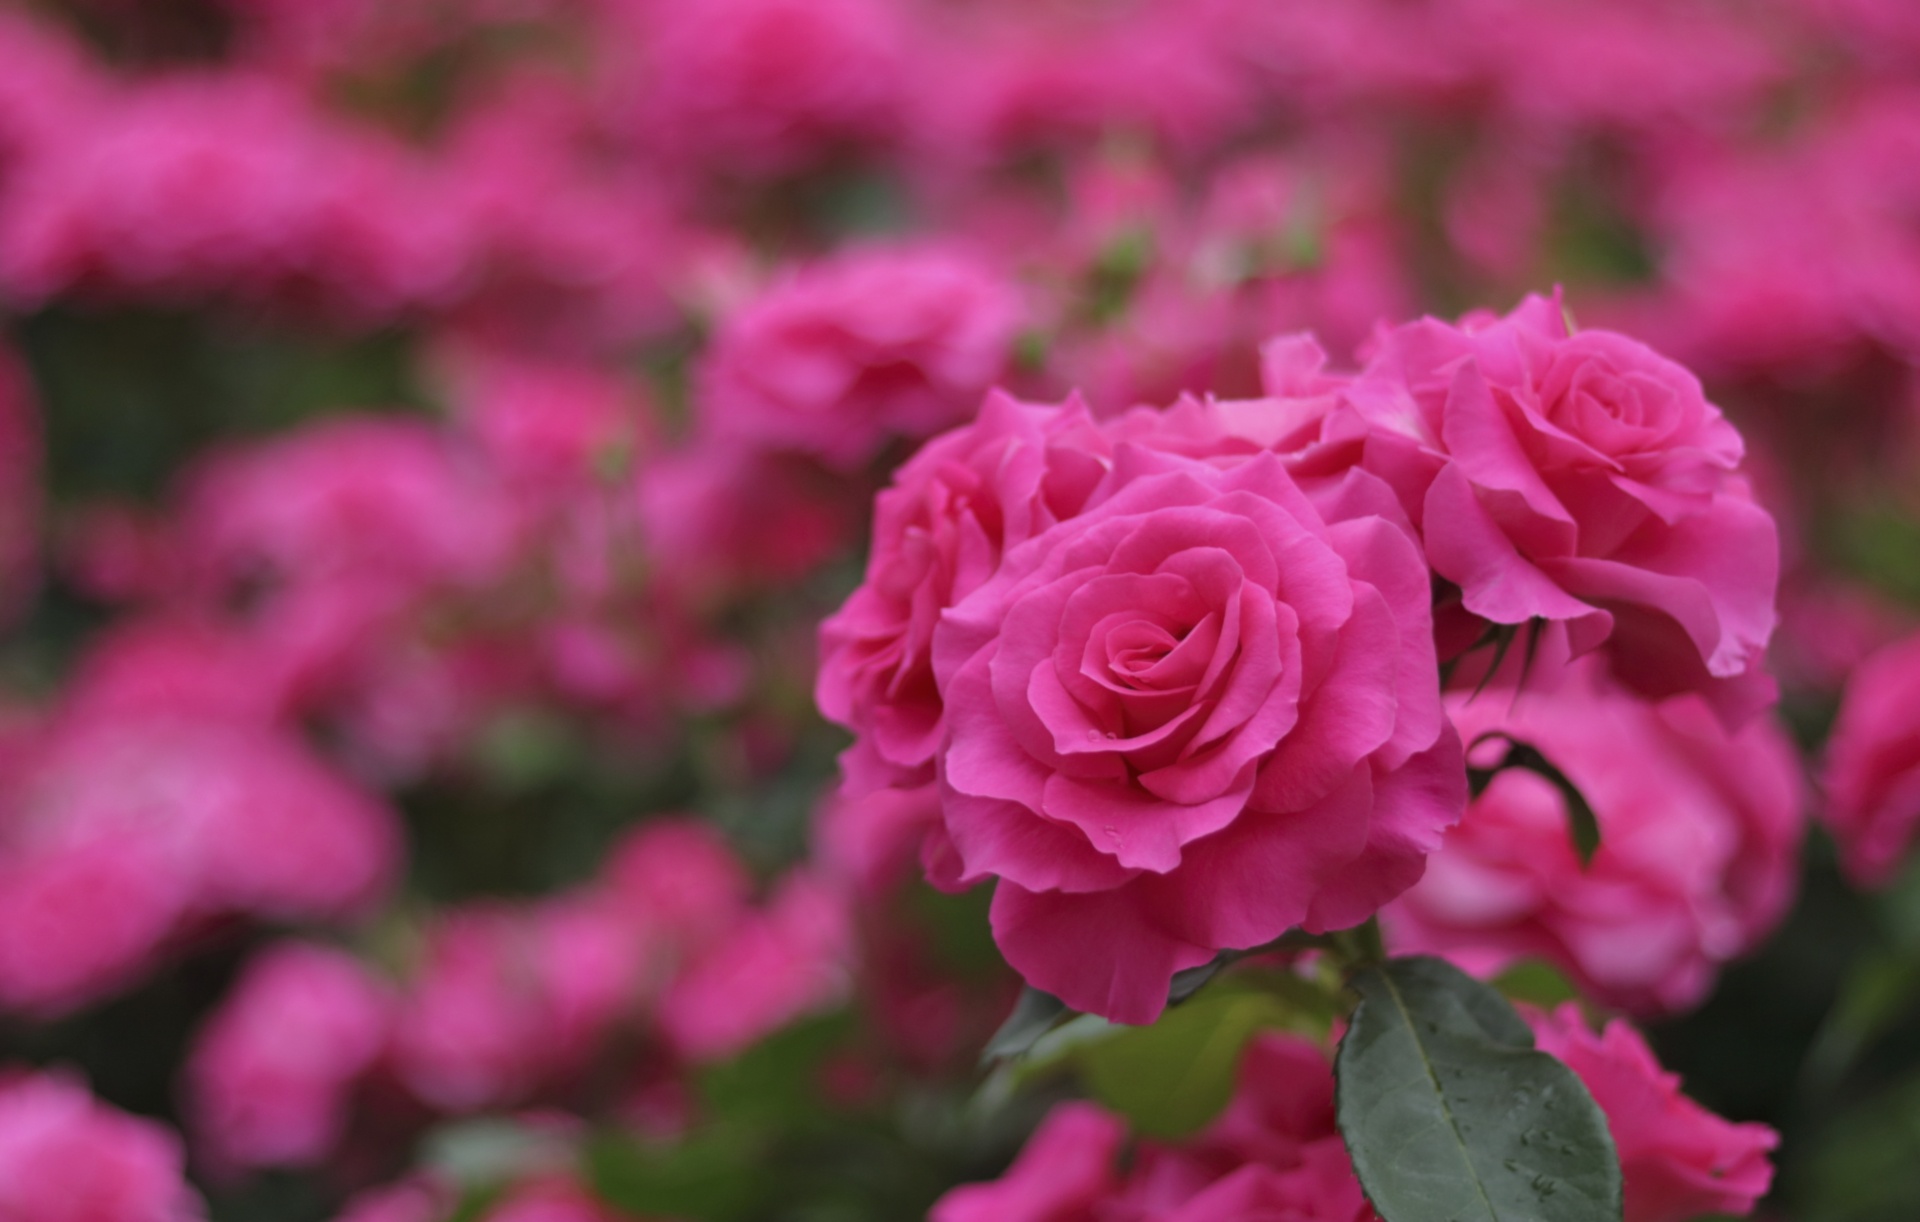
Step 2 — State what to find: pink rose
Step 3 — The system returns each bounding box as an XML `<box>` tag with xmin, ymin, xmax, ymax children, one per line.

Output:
<box><xmin>389</xmin><ymin>908</ymin><xmax>563</xmax><ymax>1112</ymax></box>
<box><xmin>1386</xmin><ymin>659</ymin><xmax>1805</xmax><ymax>1014</ymax></box>
<box><xmin>18</xmin><ymin>714</ymin><xmax>403</xmax><ymax>924</ymax></box>
<box><xmin>172</xmin><ymin>416</ymin><xmax>518</xmax><ymax>703</ymax></box>
<box><xmin>697</xmin><ymin>247</ymin><xmax>1023</xmax><ymax>470</ymax></box>
<box><xmin>636</xmin><ymin>443</ymin><xmax>857</xmax><ymax>597</ymax></box>
<box><xmin>185</xmin><ymin>941</ymin><xmax>391</xmax><ymax>1171</ymax></box>
<box><xmin>817</xmin><ymin>390</ymin><xmax>1109</xmax><ymax>794</ymax></box>
<box><xmin>482</xmin><ymin>1176</ymin><xmax>623</xmax><ymax>1222</ymax></box>
<box><xmin>813</xmin><ymin>782</ymin><xmax>943</xmax><ymax>896</ymax></box>
<box><xmin>1120</xmin><ymin>1033</ymin><xmax>1372</xmax><ymax>1222</ymax></box>
<box><xmin>931</xmin><ymin>1033</ymin><xmax>1372</xmax><ymax>1222</ymax></box>
<box><xmin>657</xmin><ymin>871</ymin><xmax>853</xmax><ymax>1063</ymax></box>
<box><xmin>0</xmin><ymin>75</ymin><xmax>460</xmax><ymax>322</ymax></box>
<box><xmin>0</xmin><ymin>1070</ymin><xmax>203</xmax><ymax>1222</ymax></box>
<box><xmin>1097</xmin><ymin>335</ymin><xmax>1372</xmax><ymax>485</ymax></box>
<box><xmin>934</xmin><ymin>450</ymin><xmax>1462</xmax><ymax>1023</ymax></box>
<box><xmin>0</xmin><ymin>837</ymin><xmax>187</xmax><ymax>1018</ymax></box>
<box><xmin>1824</xmin><ymin>628</ymin><xmax>1920</xmax><ymax>886</ymax></box>
<box><xmin>328</xmin><ymin>1178</ymin><xmax>450</xmax><ymax>1222</ymax></box>
<box><xmin>0</xmin><ymin>693</ymin><xmax>402</xmax><ymax>1017</ymax></box>
<box><xmin>1354</xmin><ymin>292</ymin><xmax>1779</xmax><ymax>727</ymax></box>
<box><xmin>597</xmin><ymin>818</ymin><xmax>751</xmax><ymax>953</ymax></box>
<box><xmin>1530</xmin><ymin>1004</ymin><xmax>1777</xmax><ymax>1222</ymax></box>
<box><xmin>630</xmin><ymin>0</ymin><xmax>911</xmax><ymax>180</ymax></box>
<box><xmin>930</xmin><ymin>1102</ymin><xmax>1125</xmax><ymax>1222</ymax></box>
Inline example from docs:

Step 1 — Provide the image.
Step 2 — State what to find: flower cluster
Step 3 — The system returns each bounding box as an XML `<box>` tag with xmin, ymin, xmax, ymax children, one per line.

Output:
<box><xmin>822</xmin><ymin>297</ymin><xmax>1783</xmax><ymax>1023</ymax></box>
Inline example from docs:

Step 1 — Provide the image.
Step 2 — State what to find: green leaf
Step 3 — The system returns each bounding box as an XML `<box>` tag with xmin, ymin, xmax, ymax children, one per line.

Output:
<box><xmin>1077</xmin><ymin>986</ymin><xmax>1291</xmax><ymax>1139</ymax></box>
<box><xmin>583</xmin><ymin>1129</ymin><xmax>765</xmax><ymax>1222</ymax></box>
<box><xmin>1800</xmin><ymin>1068</ymin><xmax>1920</xmax><ymax>1222</ymax></box>
<box><xmin>1491</xmin><ymin>960</ymin><xmax>1582</xmax><ymax>1009</ymax></box>
<box><xmin>1168</xmin><ymin>955</ymin><xmax>1231</xmax><ymax>1004</ymax></box>
<box><xmin>1335</xmin><ymin>956</ymin><xmax>1623</xmax><ymax>1222</ymax></box>
<box><xmin>699</xmin><ymin>1012</ymin><xmax>854</xmax><ymax>1127</ymax></box>
<box><xmin>1467</xmin><ymin>733</ymin><xmax>1602</xmax><ymax>868</ymax></box>
<box><xmin>421</xmin><ymin>1117</ymin><xmax>574</xmax><ymax>1187</ymax></box>
<box><xmin>982</xmin><ymin>987</ymin><xmax>1071</xmax><ymax>1064</ymax></box>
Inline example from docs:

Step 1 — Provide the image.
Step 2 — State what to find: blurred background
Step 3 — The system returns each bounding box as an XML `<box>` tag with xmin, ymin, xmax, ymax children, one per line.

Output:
<box><xmin>1</xmin><ymin>0</ymin><xmax>1920</xmax><ymax>1218</ymax></box>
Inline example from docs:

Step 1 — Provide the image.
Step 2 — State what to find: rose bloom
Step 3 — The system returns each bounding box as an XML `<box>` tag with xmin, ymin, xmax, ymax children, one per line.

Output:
<box><xmin>14</xmin><ymin>712</ymin><xmax>404</xmax><ymax>925</ymax></box>
<box><xmin>0</xmin><ymin>836</ymin><xmax>188</xmax><ymax>1018</ymax></box>
<box><xmin>1529</xmin><ymin>1005</ymin><xmax>1777</xmax><ymax>1222</ymax></box>
<box><xmin>184</xmin><ymin>941</ymin><xmax>391</xmax><ymax>1172</ymax></box>
<box><xmin>637</xmin><ymin>443</ymin><xmax>858</xmax><ymax>598</ymax></box>
<box><xmin>482</xmin><ymin>1176</ymin><xmax>625</xmax><ymax>1222</ymax></box>
<box><xmin>1352</xmin><ymin>292</ymin><xmax>1779</xmax><ymax>727</ymax></box>
<box><xmin>817</xmin><ymin>390</ymin><xmax>1110</xmax><ymax>795</ymax></box>
<box><xmin>1386</xmin><ymin>659</ymin><xmax>1805</xmax><ymax>1015</ymax></box>
<box><xmin>388</xmin><ymin>908</ymin><xmax>567</xmax><ymax>1113</ymax></box>
<box><xmin>657</xmin><ymin>870</ymin><xmax>853</xmax><ymax>1063</ymax></box>
<box><xmin>930</xmin><ymin>1101</ymin><xmax>1125</xmax><ymax>1222</ymax></box>
<box><xmin>1823</xmin><ymin>628</ymin><xmax>1920</xmax><ymax>886</ymax></box>
<box><xmin>0</xmin><ymin>74</ymin><xmax>459</xmax><ymax>322</ymax></box>
<box><xmin>933</xmin><ymin>448</ymin><xmax>1462</xmax><ymax>1023</ymax></box>
<box><xmin>697</xmin><ymin>246</ymin><xmax>1023</xmax><ymax>471</ymax></box>
<box><xmin>629</xmin><ymin>0</ymin><xmax>911</xmax><ymax>180</ymax></box>
<box><xmin>329</xmin><ymin>1177</ymin><xmax>450</xmax><ymax>1222</ymax></box>
<box><xmin>0</xmin><ymin>690</ymin><xmax>401</xmax><ymax>1017</ymax></box>
<box><xmin>0</xmin><ymin>1070</ymin><xmax>203</xmax><ymax>1222</ymax></box>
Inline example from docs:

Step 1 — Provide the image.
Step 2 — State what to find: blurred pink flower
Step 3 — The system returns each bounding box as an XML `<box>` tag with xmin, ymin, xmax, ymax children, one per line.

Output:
<box><xmin>930</xmin><ymin>1101</ymin><xmax>1125</xmax><ymax>1222</ymax></box>
<box><xmin>598</xmin><ymin>818</ymin><xmax>752</xmax><ymax>956</ymax></box>
<box><xmin>389</xmin><ymin>908</ymin><xmax>567</xmax><ymax>1112</ymax></box>
<box><xmin>813</xmin><ymin>782</ymin><xmax>942</xmax><ymax>897</ymax></box>
<box><xmin>1530</xmin><ymin>1004</ymin><xmax>1777</xmax><ymax>1222</ymax></box>
<box><xmin>482</xmin><ymin>1175</ymin><xmax>625</xmax><ymax>1222</ymax></box>
<box><xmin>1824</xmin><ymin>628</ymin><xmax>1920</xmax><ymax>885</ymax></box>
<box><xmin>0</xmin><ymin>74</ymin><xmax>461</xmax><ymax>321</ymax></box>
<box><xmin>0</xmin><ymin>1069</ymin><xmax>203</xmax><ymax>1222</ymax></box>
<box><xmin>627</xmin><ymin>0</ymin><xmax>911</xmax><ymax>180</ymax></box>
<box><xmin>697</xmin><ymin>246</ymin><xmax>1022</xmax><ymax>470</ymax></box>
<box><xmin>185</xmin><ymin>942</ymin><xmax>392</xmax><ymax>1172</ymax></box>
<box><xmin>0</xmin><ymin>677</ymin><xmax>401</xmax><ymax>1017</ymax></box>
<box><xmin>0</xmin><ymin>836</ymin><xmax>189</xmax><ymax>1019</ymax></box>
<box><xmin>658</xmin><ymin>870</ymin><xmax>853</xmax><ymax>1062</ymax></box>
<box><xmin>1387</xmin><ymin>660</ymin><xmax>1805</xmax><ymax>1015</ymax></box>
<box><xmin>933</xmin><ymin>1033</ymin><xmax>1371</xmax><ymax>1222</ymax></box>
<box><xmin>170</xmin><ymin>415</ymin><xmax>517</xmax><ymax>704</ymax></box>
<box><xmin>329</xmin><ymin>1177</ymin><xmax>451</xmax><ymax>1222</ymax></box>
<box><xmin>636</xmin><ymin>443</ymin><xmax>856</xmax><ymax>596</ymax></box>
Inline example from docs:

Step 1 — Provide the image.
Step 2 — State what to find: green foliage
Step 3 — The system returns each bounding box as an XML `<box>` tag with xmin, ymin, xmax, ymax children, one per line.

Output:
<box><xmin>1335</xmin><ymin>956</ymin><xmax>1622</xmax><ymax>1222</ymax></box>
<box><xmin>1800</xmin><ymin>1070</ymin><xmax>1920</xmax><ymax>1222</ymax></box>
<box><xmin>1490</xmin><ymin>961</ymin><xmax>1582</xmax><ymax>1009</ymax></box>
<box><xmin>982</xmin><ymin>987</ymin><xmax>1071</xmax><ymax>1063</ymax></box>
<box><xmin>586</xmin><ymin>1129</ymin><xmax>768</xmax><ymax>1222</ymax></box>
<box><xmin>1076</xmin><ymin>985</ymin><xmax>1293</xmax><ymax>1140</ymax></box>
<box><xmin>19</xmin><ymin>308</ymin><xmax>422</xmax><ymax>502</ymax></box>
